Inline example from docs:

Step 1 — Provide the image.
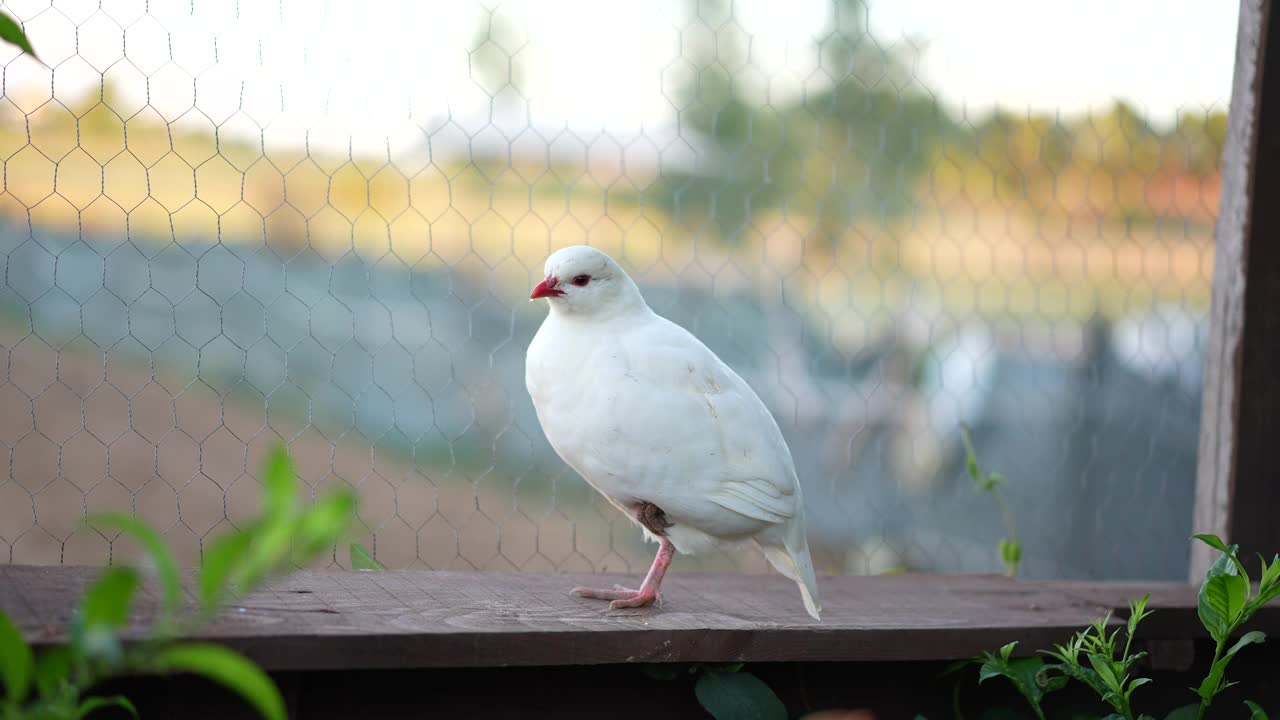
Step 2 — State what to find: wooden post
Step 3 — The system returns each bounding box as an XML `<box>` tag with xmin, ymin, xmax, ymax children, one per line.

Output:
<box><xmin>1192</xmin><ymin>0</ymin><xmax>1280</xmax><ymax>579</ymax></box>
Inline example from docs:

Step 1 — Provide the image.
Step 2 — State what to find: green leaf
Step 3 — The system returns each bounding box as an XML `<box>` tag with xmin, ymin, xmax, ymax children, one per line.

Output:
<box><xmin>1127</xmin><ymin>593</ymin><xmax>1154</xmax><ymax>636</ymax></box>
<box><xmin>1086</xmin><ymin>654</ymin><xmax>1123</xmax><ymax>694</ymax></box>
<box><xmin>232</xmin><ymin>518</ymin><xmax>295</xmax><ymax>592</ymax></box>
<box><xmin>1126</xmin><ymin>676</ymin><xmax>1152</xmax><ymax>700</ymax></box>
<box><xmin>75</xmin><ymin>567</ymin><xmax>140</xmax><ymax>663</ymax></box>
<box><xmin>1225</xmin><ymin>630</ymin><xmax>1266</xmax><ymax>659</ymax></box>
<box><xmin>1194</xmin><ymin>634</ymin><xmax>1262</xmax><ymax>702</ymax></box>
<box><xmin>1041</xmin><ymin>673</ymin><xmax>1069</xmax><ymax>693</ymax></box>
<box><xmin>1225</xmin><ymin>572</ymin><xmax>1248</xmax><ymax>620</ymax></box>
<box><xmin>694</xmin><ymin>670</ymin><xmax>787</xmax><ymax>720</ymax></box>
<box><xmin>1000</xmin><ymin>539</ymin><xmax>1022</xmax><ymax>571</ymax></box>
<box><xmin>1255</xmin><ymin>580</ymin><xmax>1280</xmax><ymax>609</ymax></box>
<box><xmin>80</xmin><ymin>567</ymin><xmax>139</xmax><ymax>631</ymax></box>
<box><xmin>1122</xmin><ymin>650</ymin><xmax>1149</xmax><ymax>670</ymax></box>
<box><xmin>261</xmin><ymin>445</ymin><xmax>299</xmax><ymax>521</ymax></box>
<box><xmin>977</xmin><ymin>661</ymin><xmax>1005</xmax><ymax>685</ymax></box>
<box><xmin>1252</xmin><ymin>558</ymin><xmax>1280</xmax><ymax>608</ymax></box>
<box><xmin>74</xmin><ymin>695</ymin><xmax>139</xmax><ymax>719</ymax></box>
<box><xmin>1194</xmin><ymin>536</ymin><xmax>1251</xmax><ymax>580</ymax></box>
<box><xmin>150</xmin><ymin>643</ymin><xmax>285</xmax><ymax>720</ymax></box>
<box><xmin>1258</xmin><ymin>555</ymin><xmax>1280</xmax><ymax>592</ymax></box>
<box><xmin>983</xmin><ymin>473</ymin><xmax>1007</xmax><ymax>490</ymax></box>
<box><xmin>1007</xmin><ymin>657</ymin><xmax>1053</xmax><ymax>696</ymax></box>
<box><xmin>1245</xmin><ymin>700</ymin><xmax>1269</xmax><ymax>720</ymax></box>
<box><xmin>1193</xmin><ymin>533</ymin><xmax>1229</xmax><ymax>553</ymax></box>
<box><xmin>1164</xmin><ymin>705</ymin><xmax>1199</xmax><ymax>720</ymax></box>
<box><xmin>1199</xmin><ymin>552</ymin><xmax>1244</xmax><ymax>643</ymax></box>
<box><xmin>33</xmin><ymin>646</ymin><xmax>71</xmax><ymax>700</ymax></box>
<box><xmin>1196</xmin><ymin>668</ymin><xmax>1220</xmax><ymax>702</ymax></box>
<box><xmin>0</xmin><ymin>609</ymin><xmax>33</xmax><ymax>703</ymax></box>
<box><xmin>0</xmin><ymin>12</ymin><xmax>36</xmax><ymax>58</ymax></box>
<box><xmin>1059</xmin><ymin>662</ymin><xmax>1107</xmax><ymax>697</ymax></box>
<box><xmin>350</xmin><ymin>543</ymin><xmax>384</xmax><ymax>571</ymax></box>
<box><xmin>198</xmin><ymin>526</ymin><xmax>257</xmax><ymax>614</ymax></box>
<box><xmin>86</xmin><ymin>513</ymin><xmax>183</xmax><ymax>628</ymax></box>
<box><xmin>960</xmin><ymin>424</ymin><xmax>981</xmax><ymax>484</ymax></box>
<box><xmin>974</xmin><ymin>655</ymin><xmax>1059</xmax><ymax>720</ymax></box>
<box><xmin>1039</xmin><ymin>642</ymin><xmax>1078</xmax><ymax>666</ymax></box>
<box><xmin>291</xmin><ymin>490</ymin><xmax>357</xmax><ymax>561</ymax></box>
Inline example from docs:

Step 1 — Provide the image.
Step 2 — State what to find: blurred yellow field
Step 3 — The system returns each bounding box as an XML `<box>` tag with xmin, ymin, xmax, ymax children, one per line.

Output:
<box><xmin>0</xmin><ymin>100</ymin><xmax>1216</xmax><ymax>336</ymax></box>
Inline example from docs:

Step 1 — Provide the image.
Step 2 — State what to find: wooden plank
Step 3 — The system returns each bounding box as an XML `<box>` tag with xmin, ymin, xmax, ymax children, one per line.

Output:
<box><xmin>1192</xmin><ymin>0</ymin><xmax>1280</xmax><ymax>578</ymax></box>
<box><xmin>4</xmin><ymin>565</ymin><xmax>1271</xmax><ymax>672</ymax></box>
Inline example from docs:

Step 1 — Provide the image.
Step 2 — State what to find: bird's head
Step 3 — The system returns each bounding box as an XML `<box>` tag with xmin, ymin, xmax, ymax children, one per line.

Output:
<box><xmin>530</xmin><ymin>245</ymin><xmax>646</xmax><ymax>318</ymax></box>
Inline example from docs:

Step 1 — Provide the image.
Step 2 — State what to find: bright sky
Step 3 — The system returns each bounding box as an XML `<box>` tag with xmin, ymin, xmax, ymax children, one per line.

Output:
<box><xmin>2</xmin><ymin>0</ymin><xmax>1241</xmax><ymax>155</ymax></box>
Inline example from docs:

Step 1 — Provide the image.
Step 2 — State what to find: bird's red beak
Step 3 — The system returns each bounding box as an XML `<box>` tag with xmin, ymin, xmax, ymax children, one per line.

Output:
<box><xmin>530</xmin><ymin>275</ymin><xmax>564</xmax><ymax>300</ymax></box>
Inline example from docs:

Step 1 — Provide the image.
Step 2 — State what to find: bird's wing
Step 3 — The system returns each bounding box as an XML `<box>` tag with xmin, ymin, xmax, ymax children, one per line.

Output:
<box><xmin>601</xmin><ymin>315</ymin><xmax>800</xmax><ymax>529</ymax></box>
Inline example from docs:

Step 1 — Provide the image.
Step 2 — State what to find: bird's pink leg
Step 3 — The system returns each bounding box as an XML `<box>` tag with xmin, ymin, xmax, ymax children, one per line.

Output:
<box><xmin>572</xmin><ymin>537</ymin><xmax>675</xmax><ymax>610</ymax></box>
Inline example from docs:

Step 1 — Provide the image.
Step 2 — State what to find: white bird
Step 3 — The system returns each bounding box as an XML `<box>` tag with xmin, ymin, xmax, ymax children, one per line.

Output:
<box><xmin>524</xmin><ymin>245</ymin><xmax>822</xmax><ymax>620</ymax></box>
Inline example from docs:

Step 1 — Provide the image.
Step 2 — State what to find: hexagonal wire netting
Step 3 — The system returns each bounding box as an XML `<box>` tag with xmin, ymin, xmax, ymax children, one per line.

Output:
<box><xmin>0</xmin><ymin>0</ymin><xmax>1223</xmax><ymax>582</ymax></box>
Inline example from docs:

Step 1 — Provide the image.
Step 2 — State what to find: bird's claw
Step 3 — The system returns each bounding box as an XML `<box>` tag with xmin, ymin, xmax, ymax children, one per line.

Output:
<box><xmin>570</xmin><ymin>585</ymin><xmax>663</xmax><ymax>609</ymax></box>
<box><xmin>608</xmin><ymin>591</ymin><xmax>663</xmax><ymax>610</ymax></box>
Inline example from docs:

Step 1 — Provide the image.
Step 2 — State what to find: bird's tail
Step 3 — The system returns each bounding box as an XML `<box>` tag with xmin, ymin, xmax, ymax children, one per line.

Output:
<box><xmin>759</xmin><ymin>519</ymin><xmax>822</xmax><ymax>622</ymax></box>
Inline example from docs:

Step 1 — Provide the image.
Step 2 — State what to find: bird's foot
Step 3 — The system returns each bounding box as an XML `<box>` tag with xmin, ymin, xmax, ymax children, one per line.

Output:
<box><xmin>571</xmin><ymin>584</ymin><xmax>663</xmax><ymax>609</ymax></box>
<box><xmin>571</xmin><ymin>539</ymin><xmax>674</xmax><ymax>611</ymax></box>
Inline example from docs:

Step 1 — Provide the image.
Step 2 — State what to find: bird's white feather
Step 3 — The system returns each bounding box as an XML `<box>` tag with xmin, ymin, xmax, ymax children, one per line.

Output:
<box><xmin>525</xmin><ymin>246</ymin><xmax>822</xmax><ymax>620</ymax></box>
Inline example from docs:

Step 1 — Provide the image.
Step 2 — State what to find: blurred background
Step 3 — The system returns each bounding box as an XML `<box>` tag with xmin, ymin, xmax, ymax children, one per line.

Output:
<box><xmin>0</xmin><ymin>0</ymin><xmax>1232</xmax><ymax>581</ymax></box>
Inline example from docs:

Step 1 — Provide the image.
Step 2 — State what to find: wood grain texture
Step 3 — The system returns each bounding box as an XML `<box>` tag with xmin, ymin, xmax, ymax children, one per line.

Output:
<box><xmin>4</xmin><ymin>565</ymin><xmax>1271</xmax><ymax>672</ymax></box>
<box><xmin>1192</xmin><ymin>0</ymin><xmax>1279</xmax><ymax>578</ymax></box>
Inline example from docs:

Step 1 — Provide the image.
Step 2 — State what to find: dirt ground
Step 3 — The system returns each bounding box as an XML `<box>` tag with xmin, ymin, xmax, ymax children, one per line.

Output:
<box><xmin>0</xmin><ymin>324</ymin><xmax>776</xmax><ymax>579</ymax></box>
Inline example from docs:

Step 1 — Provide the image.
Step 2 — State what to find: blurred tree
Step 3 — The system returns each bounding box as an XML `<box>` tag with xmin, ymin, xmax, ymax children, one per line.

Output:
<box><xmin>929</xmin><ymin>98</ymin><xmax>1227</xmax><ymax>226</ymax></box>
<box><xmin>950</xmin><ymin>110</ymin><xmax>1072</xmax><ymax>207</ymax></box>
<box><xmin>464</xmin><ymin>7</ymin><xmax>529</xmax><ymax>184</ymax></box>
<box><xmin>468</xmin><ymin>6</ymin><xmax>527</xmax><ymax>98</ymax></box>
<box><xmin>1051</xmin><ymin>101</ymin><xmax>1162</xmax><ymax>222</ymax></box>
<box><xmin>794</xmin><ymin>0</ymin><xmax>952</xmax><ymax>252</ymax></box>
<box><xmin>1077</xmin><ymin>100</ymin><xmax>1162</xmax><ymax>174</ymax></box>
<box><xmin>657</xmin><ymin>0</ymin><xmax>951</xmax><ymax>252</ymax></box>
<box><xmin>1173</xmin><ymin>109</ymin><xmax>1228</xmax><ymax>175</ymax></box>
<box><xmin>69</xmin><ymin>77</ymin><xmax>129</xmax><ymax>130</ymax></box>
<box><xmin>654</xmin><ymin>0</ymin><xmax>794</xmax><ymax>244</ymax></box>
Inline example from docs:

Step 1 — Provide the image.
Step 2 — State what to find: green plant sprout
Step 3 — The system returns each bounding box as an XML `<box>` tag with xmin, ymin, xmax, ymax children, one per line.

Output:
<box><xmin>1036</xmin><ymin>594</ymin><xmax>1155</xmax><ymax>720</ymax></box>
<box><xmin>1186</xmin><ymin>534</ymin><xmax>1280</xmax><ymax>720</ymax></box>
<box><xmin>959</xmin><ymin>423</ymin><xmax>1021</xmax><ymax>577</ymax></box>
<box><xmin>0</xmin><ymin>444</ymin><xmax>358</xmax><ymax>720</ymax></box>
<box><xmin>960</xmin><ymin>534</ymin><xmax>1280</xmax><ymax>720</ymax></box>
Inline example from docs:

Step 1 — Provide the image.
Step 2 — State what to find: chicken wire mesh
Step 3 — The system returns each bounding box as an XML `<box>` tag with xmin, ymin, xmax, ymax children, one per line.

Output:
<box><xmin>0</xmin><ymin>0</ymin><xmax>1222</xmax><ymax>581</ymax></box>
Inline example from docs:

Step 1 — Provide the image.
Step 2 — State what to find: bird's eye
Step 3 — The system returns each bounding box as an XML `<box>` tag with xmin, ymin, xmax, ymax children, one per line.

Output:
<box><xmin>572</xmin><ymin>274</ymin><xmax>591</xmax><ymax>286</ymax></box>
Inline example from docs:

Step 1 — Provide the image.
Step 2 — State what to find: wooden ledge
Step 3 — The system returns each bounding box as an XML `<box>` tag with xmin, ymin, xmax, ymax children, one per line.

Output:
<box><xmin>3</xmin><ymin>565</ymin><xmax>1274</xmax><ymax>672</ymax></box>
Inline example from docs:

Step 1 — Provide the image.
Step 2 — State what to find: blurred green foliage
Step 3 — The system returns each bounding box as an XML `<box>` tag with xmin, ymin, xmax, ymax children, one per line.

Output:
<box><xmin>655</xmin><ymin>0</ymin><xmax>1226</xmax><ymax>248</ymax></box>
<box><xmin>0</xmin><ymin>444</ymin><xmax>358</xmax><ymax>720</ymax></box>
